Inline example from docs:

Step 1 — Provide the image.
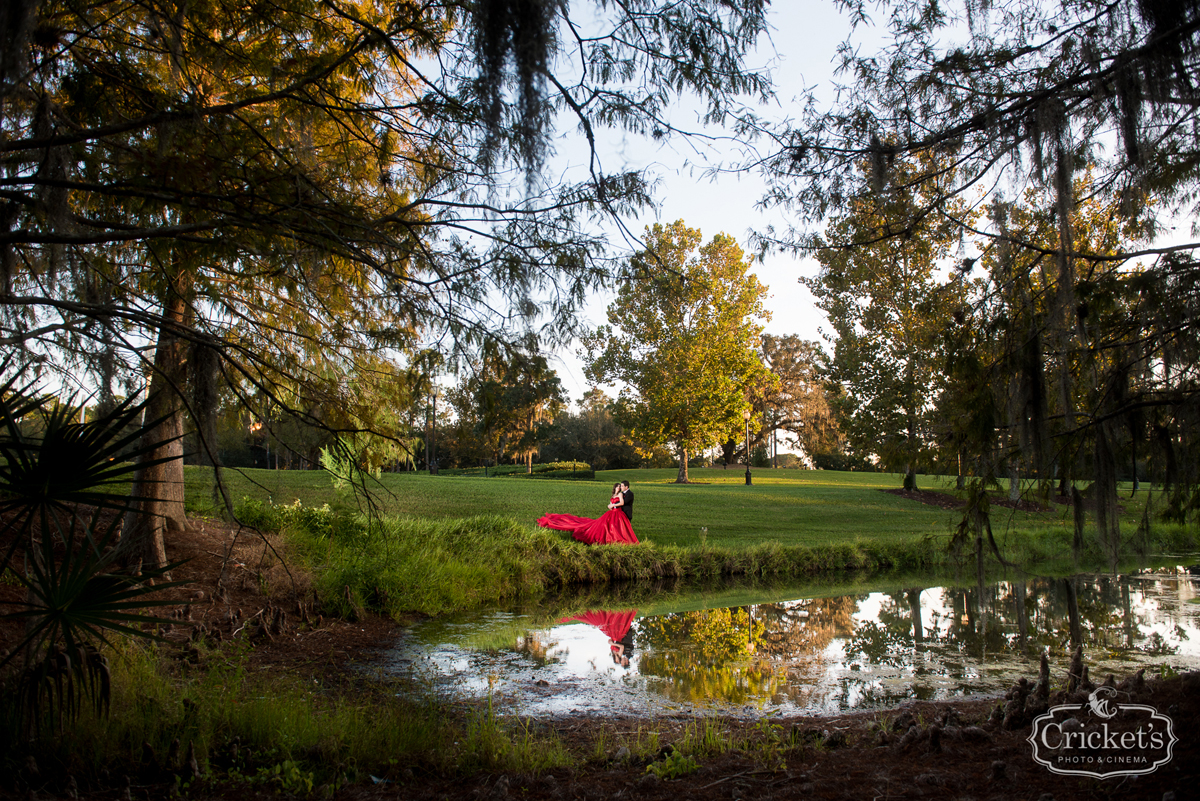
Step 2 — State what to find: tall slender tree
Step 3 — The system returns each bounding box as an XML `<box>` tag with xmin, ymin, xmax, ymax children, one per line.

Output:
<box><xmin>807</xmin><ymin>153</ymin><xmax>967</xmax><ymax>489</ymax></box>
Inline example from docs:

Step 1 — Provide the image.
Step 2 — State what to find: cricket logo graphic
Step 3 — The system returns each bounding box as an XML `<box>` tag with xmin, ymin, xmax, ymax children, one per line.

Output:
<box><xmin>1086</xmin><ymin>686</ymin><xmax>1118</xmax><ymax>720</ymax></box>
<box><xmin>1028</xmin><ymin>686</ymin><xmax>1177</xmax><ymax>778</ymax></box>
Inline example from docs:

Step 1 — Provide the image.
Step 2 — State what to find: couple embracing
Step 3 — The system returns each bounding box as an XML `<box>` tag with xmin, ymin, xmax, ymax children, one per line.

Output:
<box><xmin>537</xmin><ymin>480</ymin><xmax>639</xmax><ymax>545</ymax></box>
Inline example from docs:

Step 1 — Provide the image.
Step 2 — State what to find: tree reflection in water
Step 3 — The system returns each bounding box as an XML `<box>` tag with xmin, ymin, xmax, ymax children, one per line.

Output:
<box><xmin>637</xmin><ymin>606</ymin><xmax>782</xmax><ymax>705</ymax></box>
<box><xmin>391</xmin><ymin>569</ymin><xmax>1200</xmax><ymax>715</ymax></box>
<box><xmin>632</xmin><ymin>572</ymin><xmax>1193</xmax><ymax>709</ymax></box>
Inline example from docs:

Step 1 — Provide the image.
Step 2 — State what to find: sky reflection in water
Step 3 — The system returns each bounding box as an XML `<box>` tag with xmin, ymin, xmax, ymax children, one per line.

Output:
<box><xmin>380</xmin><ymin>568</ymin><xmax>1200</xmax><ymax>717</ymax></box>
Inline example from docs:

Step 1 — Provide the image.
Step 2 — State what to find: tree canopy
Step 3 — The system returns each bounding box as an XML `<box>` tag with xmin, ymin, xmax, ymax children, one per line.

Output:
<box><xmin>759</xmin><ymin>334</ymin><xmax>841</xmax><ymax>467</ymax></box>
<box><xmin>1</xmin><ymin>0</ymin><xmax>774</xmax><ymax>562</ymax></box>
<box><xmin>752</xmin><ymin>0</ymin><xmax>1200</xmax><ymax>544</ymax></box>
<box><xmin>758</xmin><ymin>0</ymin><xmax>1200</xmax><ymax>248</ymax></box>
<box><xmin>808</xmin><ymin>152</ymin><xmax>969</xmax><ymax>488</ymax></box>
<box><xmin>583</xmin><ymin>220</ymin><xmax>772</xmax><ymax>483</ymax></box>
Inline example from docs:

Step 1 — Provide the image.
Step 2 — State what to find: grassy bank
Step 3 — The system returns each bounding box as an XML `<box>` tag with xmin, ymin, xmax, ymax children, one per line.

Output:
<box><xmin>237</xmin><ymin>496</ymin><xmax>947</xmax><ymax>618</ymax></box>
<box><xmin>225</xmin><ymin>471</ymin><xmax>1198</xmax><ymax>619</ymax></box>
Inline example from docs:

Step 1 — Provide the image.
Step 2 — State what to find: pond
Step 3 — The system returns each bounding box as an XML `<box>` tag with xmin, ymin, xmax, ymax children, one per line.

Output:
<box><xmin>377</xmin><ymin>566</ymin><xmax>1200</xmax><ymax>717</ymax></box>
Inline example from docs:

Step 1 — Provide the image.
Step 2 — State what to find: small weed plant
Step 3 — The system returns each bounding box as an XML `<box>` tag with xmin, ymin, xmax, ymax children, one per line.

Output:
<box><xmin>753</xmin><ymin>713</ymin><xmax>787</xmax><ymax>768</ymax></box>
<box><xmin>645</xmin><ymin>750</ymin><xmax>699</xmax><ymax>780</ymax></box>
<box><xmin>676</xmin><ymin>716</ymin><xmax>734</xmax><ymax>757</ymax></box>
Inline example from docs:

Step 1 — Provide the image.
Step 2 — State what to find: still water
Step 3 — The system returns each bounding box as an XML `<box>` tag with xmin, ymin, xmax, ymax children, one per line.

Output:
<box><xmin>378</xmin><ymin>567</ymin><xmax>1200</xmax><ymax>717</ymax></box>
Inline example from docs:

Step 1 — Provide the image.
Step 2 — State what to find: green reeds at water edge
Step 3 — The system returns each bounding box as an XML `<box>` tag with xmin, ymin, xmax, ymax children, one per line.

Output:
<box><xmin>235</xmin><ymin>496</ymin><xmax>1196</xmax><ymax>621</ymax></box>
<box><xmin>236</xmin><ymin>497</ymin><xmax>950</xmax><ymax>619</ymax></box>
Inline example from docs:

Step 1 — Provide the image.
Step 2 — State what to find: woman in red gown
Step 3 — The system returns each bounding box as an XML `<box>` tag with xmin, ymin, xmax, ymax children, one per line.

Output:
<box><xmin>537</xmin><ymin>483</ymin><xmax>639</xmax><ymax>545</ymax></box>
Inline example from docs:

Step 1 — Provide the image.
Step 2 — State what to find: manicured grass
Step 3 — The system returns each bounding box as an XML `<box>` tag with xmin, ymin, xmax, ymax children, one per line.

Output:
<box><xmin>186</xmin><ymin>465</ymin><xmax>1164</xmax><ymax>552</ymax></box>
<box><xmin>184</xmin><ymin>465</ymin><xmax>1197</xmax><ymax>620</ymax></box>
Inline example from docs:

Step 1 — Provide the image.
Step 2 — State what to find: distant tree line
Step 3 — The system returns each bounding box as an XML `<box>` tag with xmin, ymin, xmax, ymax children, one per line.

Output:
<box><xmin>184</xmin><ymin>344</ymin><xmax>842</xmax><ymax>474</ymax></box>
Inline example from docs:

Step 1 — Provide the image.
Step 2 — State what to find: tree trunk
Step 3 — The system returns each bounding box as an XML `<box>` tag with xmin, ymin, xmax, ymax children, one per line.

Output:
<box><xmin>120</xmin><ymin>292</ymin><xmax>189</xmax><ymax>572</ymax></box>
<box><xmin>906</xmin><ymin>588</ymin><xmax>923</xmax><ymax>646</ymax></box>
<box><xmin>1063</xmin><ymin>577</ymin><xmax>1082</xmax><ymax>648</ymax></box>
<box><xmin>1130</xmin><ymin>432</ymin><xmax>1139</xmax><ymax>495</ymax></box>
<box><xmin>1015</xmin><ymin>580</ymin><xmax>1028</xmax><ymax>648</ymax></box>
<box><xmin>675</xmin><ymin>444</ymin><xmax>689</xmax><ymax>483</ymax></box>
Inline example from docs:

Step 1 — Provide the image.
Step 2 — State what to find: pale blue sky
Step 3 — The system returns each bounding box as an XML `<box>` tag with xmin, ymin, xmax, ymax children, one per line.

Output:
<box><xmin>550</xmin><ymin>2</ymin><xmax>879</xmax><ymax>403</ymax></box>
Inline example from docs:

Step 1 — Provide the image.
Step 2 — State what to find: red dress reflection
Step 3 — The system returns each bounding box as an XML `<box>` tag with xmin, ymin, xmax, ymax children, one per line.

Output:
<box><xmin>560</xmin><ymin>609</ymin><xmax>637</xmax><ymax>667</ymax></box>
<box><xmin>538</xmin><ymin>495</ymin><xmax>638</xmax><ymax>545</ymax></box>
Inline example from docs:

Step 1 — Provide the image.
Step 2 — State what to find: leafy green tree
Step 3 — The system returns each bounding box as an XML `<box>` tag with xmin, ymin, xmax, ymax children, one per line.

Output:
<box><xmin>807</xmin><ymin>153</ymin><xmax>967</xmax><ymax>489</ymax></box>
<box><xmin>540</xmin><ymin>389</ymin><xmax>639</xmax><ymax>470</ymax></box>
<box><xmin>583</xmin><ymin>221</ymin><xmax>773</xmax><ymax>483</ymax></box>
<box><xmin>447</xmin><ymin>350</ymin><xmax>566</xmax><ymax>470</ymax></box>
<box><xmin>441</xmin><ymin>384</ymin><xmax>490</xmax><ymax>470</ymax></box>
<box><xmin>488</xmin><ymin>354</ymin><xmax>567</xmax><ymax>473</ymax></box>
<box><xmin>760</xmin><ymin>334</ymin><xmax>842</xmax><ymax>465</ymax></box>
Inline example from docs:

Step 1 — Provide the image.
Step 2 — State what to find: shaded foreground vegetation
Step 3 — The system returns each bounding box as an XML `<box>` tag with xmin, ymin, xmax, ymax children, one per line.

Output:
<box><xmin>4</xmin><ymin>457</ymin><xmax>1199</xmax><ymax>799</ymax></box>
<box><xmin>3</xmin><ymin>539</ymin><xmax>1197</xmax><ymax>801</ymax></box>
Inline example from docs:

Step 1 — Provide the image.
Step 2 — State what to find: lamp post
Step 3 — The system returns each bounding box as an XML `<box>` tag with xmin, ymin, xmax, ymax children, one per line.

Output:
<box><xmin>743</xmin><ymin>408</ymin><xmax>752</xmax><ymax>486</ymax></box>
<box><xmin>428</xmin><ymin>388</ymin><xmax>438</xmax><ymax>475</ymax></box>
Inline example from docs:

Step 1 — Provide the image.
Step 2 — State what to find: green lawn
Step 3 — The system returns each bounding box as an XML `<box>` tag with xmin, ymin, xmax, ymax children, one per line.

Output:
<box><xmin>180</xmin><ymin>463</ymin><xmax>1199</xmax><ymax>622</ymax></box>
<box><xmin>184</xmin><ymin>465</ymin><xmax>1152</xmax><ymax>552</ymax></box>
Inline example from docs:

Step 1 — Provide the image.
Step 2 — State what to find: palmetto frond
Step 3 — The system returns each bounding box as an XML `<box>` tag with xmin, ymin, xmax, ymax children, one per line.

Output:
<box><xmin>0</xmin><ymin>368</ymin><xmax>190</xmax><ymax>734</ymax></box>
<box><xmin>0</xmin><ymin>383</ymin><xmax>178</xmax><ymax>536</ymax></box>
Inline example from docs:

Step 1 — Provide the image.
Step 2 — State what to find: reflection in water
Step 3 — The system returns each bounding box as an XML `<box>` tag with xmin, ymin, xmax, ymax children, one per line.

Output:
<box><xmin>379</xmin><ymin>569</ymin><xmax>1200</xmax><ymax>716</ymax></box>
<box><xmin>561</xmin><ymin>609</ymin><xmax>637</xmax><ymax>668</ymax></box>
<box><xmin>638</xmin><ymin>606</ymin><xmax>779</xmax><ymax>705</ymax></box>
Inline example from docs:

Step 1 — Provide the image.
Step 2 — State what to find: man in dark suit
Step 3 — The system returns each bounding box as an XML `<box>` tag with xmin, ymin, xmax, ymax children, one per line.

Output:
<box><xmin>620</xmin><ymin>480</ymin><xmax>633</xmax><ymax>521</ymax></box>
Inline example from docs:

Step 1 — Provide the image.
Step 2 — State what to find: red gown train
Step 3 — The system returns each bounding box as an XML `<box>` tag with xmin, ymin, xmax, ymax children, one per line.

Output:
<box><xmin>537</xmin><ymin>496</ymin><xmax>639</xmax><ymax>544</ymax></box>
<box><xmin>559</xmin><ymin>609</ymin><xmax>637</xmax><ymax>642</ymax></box>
